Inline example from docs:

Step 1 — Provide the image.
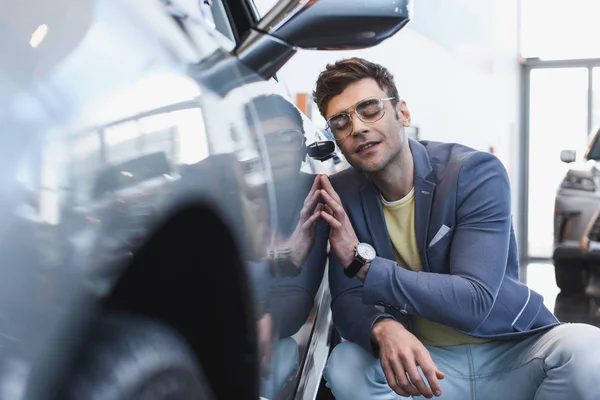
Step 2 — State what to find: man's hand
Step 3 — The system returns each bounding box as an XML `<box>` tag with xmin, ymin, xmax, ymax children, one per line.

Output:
<box><xmin>372</xmin><ymin>319</ymin><xmax>445</xmax><ymax>398</ymax></box>
<box><xmin>285</xmin><ymin>175</ymin><xmax>324</xmax><ymax>267</ymax></box>
<box><xmin>318</xmin><ymin>175</ymin><xmax>360</xmax><ymax>269</ymax></box>
<box><xmin>257</xmin><ymin>313</ymin><xmax>273</xmax><ymax>376</ymax></box>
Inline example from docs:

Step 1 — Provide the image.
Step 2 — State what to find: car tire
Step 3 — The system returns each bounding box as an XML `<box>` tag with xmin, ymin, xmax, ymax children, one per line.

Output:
<box><xmin>554</xmin><ymin>260</ymin><xmax>588</xmax><ymax>297</ymax></box>
<box><xmin>64</xmin><ymin>313</ymin><xmax>214</xmax><ymax>400</ymax></box>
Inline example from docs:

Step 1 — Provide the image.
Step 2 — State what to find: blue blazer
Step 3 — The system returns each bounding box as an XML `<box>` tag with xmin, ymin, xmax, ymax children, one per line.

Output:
<box><xmin>328</xmin><ymin>139</ymin><xmax>560</xmax><ymax>354</ymax></box>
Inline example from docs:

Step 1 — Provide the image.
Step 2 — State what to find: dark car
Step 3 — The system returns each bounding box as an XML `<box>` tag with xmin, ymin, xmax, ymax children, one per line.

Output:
<box><xmin>0</xmin><ymin>0</ymin><xmax>411</xmax><ymax>399</ymax></box>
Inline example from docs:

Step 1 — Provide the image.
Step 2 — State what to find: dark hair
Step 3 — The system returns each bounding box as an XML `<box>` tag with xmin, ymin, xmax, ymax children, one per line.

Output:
<box><xmin>313</xmin><ymin>57</ymin><xmax>400</xmax><ymax>118</ymax></box>
<box><xmin>244</xmin><ymin>94</ymin><xmax>304</xmax><ymax>131</ymax></box>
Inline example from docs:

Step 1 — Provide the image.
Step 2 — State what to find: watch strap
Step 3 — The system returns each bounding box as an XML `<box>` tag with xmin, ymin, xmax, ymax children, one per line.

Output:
<box><xmin>344</xmin><ymin>257</ymin><xmax>365</xmax><ymax>278</ymax></box>
<box><xmin>268</xmin><ymin>247</ymin><xmax>301</xmax><ymax>277</ymax></box>
<box><xmin>269</xmin><ymin>247</ymin><xmax>291</xmax><ymax>260</ymax></box>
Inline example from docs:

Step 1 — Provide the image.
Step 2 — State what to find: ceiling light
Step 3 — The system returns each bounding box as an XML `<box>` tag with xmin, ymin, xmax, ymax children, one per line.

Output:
<box><xmin>30</xmin><ymin>24</ymin><xmax>48</xmax><ymax>48</ymax></box>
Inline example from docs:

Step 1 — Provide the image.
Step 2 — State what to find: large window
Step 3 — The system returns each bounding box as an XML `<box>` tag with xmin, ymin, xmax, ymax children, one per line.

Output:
<box><xmin>593</xmin><ymin>68</ymin><xmax>600</xmax><ymax>130</ymax></box>
<box><xmin>527</xmin><ymin>68</ymin><xmax>589</xmax><ymax>258</ymax></box>
<box><xmin>520</xmin><ymin>0</ymin><xmax>600</xmax><ymax>259</ymax></box>
<box><xmin>520</xmin><ymin>0</ymin><xmax>600</xmax><ymax>60</ymax></box>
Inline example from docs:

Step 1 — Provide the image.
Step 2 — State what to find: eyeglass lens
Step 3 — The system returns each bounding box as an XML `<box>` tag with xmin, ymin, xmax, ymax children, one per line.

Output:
<box><xmin>327</xmin><ymin>98</ymin><xmax>384</xmax><ymax>139</ymax></box>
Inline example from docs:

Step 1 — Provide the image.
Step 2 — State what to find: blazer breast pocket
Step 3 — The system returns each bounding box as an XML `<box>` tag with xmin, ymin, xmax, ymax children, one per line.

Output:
<box><xmin>426</xmin><ymin>225</ymin><xmax>453</xmax><ymax>267</ymax></box>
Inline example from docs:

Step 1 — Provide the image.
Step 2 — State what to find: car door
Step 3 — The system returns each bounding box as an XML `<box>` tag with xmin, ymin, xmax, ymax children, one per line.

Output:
<box><xmin>180</xmin><ymin>3</ymin><xmax>338</xmax><ymax>396</ymax></box>
<box><xmin>235</xmin><ymin>82</ymin><xmax>338</xmax><ymax>400</ymax></box>
<box><xmin>1</xmin><ymin>0</ymin><xmax>412</xmax><ymax>398</ymax></box>
<box><xmin>0</xmin><ymin>0</ymin><xmax>333</xmax><ymax>398</ymax></box>
<box><xmin>186</xmin><ymin>2</ymin><xmax>340</xmax><ymax>398</ymax></box>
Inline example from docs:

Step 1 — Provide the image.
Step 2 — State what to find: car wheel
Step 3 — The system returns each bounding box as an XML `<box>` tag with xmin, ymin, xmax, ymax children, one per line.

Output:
<box><xmin>64</xmin><ymin>313</ymin><xmax>214</xmax><ymax>400</ymax></box>
<box><xmin>554</xmin><ymin>261</ymin><xmax>588</xmax><ymax>297</ymax></box>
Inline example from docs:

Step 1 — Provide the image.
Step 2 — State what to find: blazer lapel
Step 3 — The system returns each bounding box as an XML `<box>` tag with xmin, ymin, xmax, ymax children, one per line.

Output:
<box><xmin>359</xmin><ymin>178</ymin><xmax>396</xmax><ymax>261</ymax></box>
<box><xmin>414</xmin><ymin>177</ymin><xmax>435</xmax><ymax>271</ymax></box>
<box><xmin>409</xmin><ymin>140</ymin><xmax>436</xmax><ymax>272</ymax></box>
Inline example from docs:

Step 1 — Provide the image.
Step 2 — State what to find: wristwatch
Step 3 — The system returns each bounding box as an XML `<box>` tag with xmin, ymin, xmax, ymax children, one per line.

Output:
<box><xmin>344</xmin><ymin>242</ymin><xmax>376</xmax><ymax>278</ymax></box>
<box><xmin>268</xmin><ymin>247</ymin><xmax>301</xmax><ymax>277</ymax></box>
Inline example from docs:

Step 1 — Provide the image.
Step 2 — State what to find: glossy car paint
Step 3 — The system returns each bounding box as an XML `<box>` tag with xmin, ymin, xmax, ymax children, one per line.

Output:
<box><xmin>0</xmin><ymin>0</ymin><xmax>411</xmax><ymax>398</ymax></box>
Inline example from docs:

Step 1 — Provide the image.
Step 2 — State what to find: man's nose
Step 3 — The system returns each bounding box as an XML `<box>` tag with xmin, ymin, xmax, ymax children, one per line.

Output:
<box><xmin>351</xmin><ymin>112</ymin><xmax>369</xmax><ymax>136</ymax></box>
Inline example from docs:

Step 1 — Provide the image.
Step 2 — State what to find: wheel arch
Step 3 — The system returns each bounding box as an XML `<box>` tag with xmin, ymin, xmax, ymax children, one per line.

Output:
<box><xmin>102</xmin><ymin>201</ymin><xmax>260</xmax><ymax>399</ymax></box>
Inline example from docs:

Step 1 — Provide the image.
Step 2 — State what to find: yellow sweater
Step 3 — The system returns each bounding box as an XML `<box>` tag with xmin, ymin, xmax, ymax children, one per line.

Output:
<box><xmin>381</xmin><ymin>188</ymin><xmax>489</xmax><ymax>346</ymax></box>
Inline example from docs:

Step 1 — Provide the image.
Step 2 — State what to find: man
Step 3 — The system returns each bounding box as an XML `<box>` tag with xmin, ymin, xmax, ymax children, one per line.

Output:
<box><xmin>242</xmin><ymin>93</ymin><xmax>328</xmax><ymax>337</ymax></box>
<box><xmin>241</xmin><ymin>94</ymin><xmax>329</xmax><ymax>398</ymax></box>
<box><xmin>311</xmin><ymin>57</ymin><xmax>600</xmax><ymax>399</ymax></box>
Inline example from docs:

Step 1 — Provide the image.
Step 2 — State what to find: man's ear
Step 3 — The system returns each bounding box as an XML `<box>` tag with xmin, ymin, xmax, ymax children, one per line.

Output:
<box><xmin>396</xmin><ymin>100</ymin><xmax>411</xmax><ymax>127</ymax></box>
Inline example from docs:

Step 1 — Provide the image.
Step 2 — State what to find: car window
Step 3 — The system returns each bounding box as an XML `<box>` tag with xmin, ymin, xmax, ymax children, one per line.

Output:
<box><xmin>249</xmin><ymin>0</ymin><xmax>278</xmax><ymax>17</ymax></box>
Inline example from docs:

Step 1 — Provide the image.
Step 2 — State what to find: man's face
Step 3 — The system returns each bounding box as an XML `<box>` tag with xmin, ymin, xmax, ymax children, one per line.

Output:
<box><xmin>251</xmin><ymin>117</ymin><xmax>305</xmax><ymax>181</ymax></box>
<box><xmin>325</xmin><ymin>78</ymin><xmax>410</xmax><ymax>173</ymax></box>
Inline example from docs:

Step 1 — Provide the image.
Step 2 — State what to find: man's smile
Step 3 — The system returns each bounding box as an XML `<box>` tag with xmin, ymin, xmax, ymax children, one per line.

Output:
<box><xmin>356</xmin><ymin>141</ymin><xmax>381</xmax><ymax>154</ymax></box>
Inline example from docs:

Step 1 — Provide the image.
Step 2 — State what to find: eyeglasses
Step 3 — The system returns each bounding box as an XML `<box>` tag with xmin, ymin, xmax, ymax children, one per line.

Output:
<box><xmin>325</xmin><ymin>96</ymin><xmax>396</xmax><ymax>142</ymax></box>
<box><xmin>262</xmin><ymin>129</ymin><xmax>306</xmax><ymax>151</ymax></box>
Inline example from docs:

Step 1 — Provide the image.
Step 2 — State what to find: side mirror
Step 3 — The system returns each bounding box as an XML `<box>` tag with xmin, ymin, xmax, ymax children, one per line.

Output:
<box><xmin>560</xmin><ymin>149</ymin><xmax>576</xmax><ymax>163</ymax></box>
<box><xmin>307</xmin><ymin>140</ymin><xmax>336</xmax><ymax>162</ymax></box>
<box><xmin>234</xmin><ymin>0</ymin><xmax>412</xmax><ymax>79</ymax></box>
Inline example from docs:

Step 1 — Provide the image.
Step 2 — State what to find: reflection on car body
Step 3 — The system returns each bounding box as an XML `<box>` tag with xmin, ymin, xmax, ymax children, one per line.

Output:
<box><xmin>0</xmin><ymin>0</ymin><xmax>411</xmax><ymax>399</ymax></box>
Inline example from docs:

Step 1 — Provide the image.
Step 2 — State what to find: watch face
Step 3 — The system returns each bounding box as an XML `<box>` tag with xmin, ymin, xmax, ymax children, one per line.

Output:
<box><xmin>356</xmin><ymin>243</ymin><xmax>376</xmax><ymax>261</ymax></box>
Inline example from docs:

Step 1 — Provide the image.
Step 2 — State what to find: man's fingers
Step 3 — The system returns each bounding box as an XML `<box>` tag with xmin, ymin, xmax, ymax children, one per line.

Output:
<box><xmin>381</xmin><ymin>362</ymin><xmax>410</xmax><ymax>397</ymax></box>
<box><xmin>405</xmin><ymin>362</ymin><xmax>433</xmax><ymax>398</ymax></box>
<box><xmin>310</xmin><ymin>175</ymin><xmax>322</xmax><ymax>193</ymax></box>
<box><xmin>320</xmin><ymin>209</ymin><xmax>342</xmax><ymax>229</ymax></box>
<box><xmin>320</xmin><ymin>174</ymin><xmax>342</xmax><ymax>203</ymax></box>
<box><xmin>390</xmin><ymin>358</ymin><xmax>420</xmax><ymax>397</ymax></box>
<box><xmin>301</xmin><ymin>205</ymin><xmax>322</xmax><ymax>229</ymax></box>
<box><xmin>320</xmin><ymin>189</ymin><xmax>345</xmax><ymax>218</ymax></box>
<box><xmin>436</xmin><ymin>368</ymin><xmax>445</xmax><ymax>380</ymax></box>
<box><xmin>300</xmin><ymin>189</ymin><xmax>321</xmax><ymax>220</ymax></box>
<box><xmin>315</xmin><ymin>202</ymin><xmax>325</xmax><ymax>214</ymax></box>
<box><xmin>416</xmin><ymin>353</ymin><xmax>443</xmax><ymax>397</ymax></box>
<box><xmin>302</xmin><ymin>176</ymin><xmax>321</xmax><ymax>209</ymax></box>
<box><xmin>305</xmin><ymin>188</ymin><xmax>321</xmax><ymax>209</ymax></box>
<box><xmin>419</xmin><ymin>366</ymin><xmax>443</xmax><ymax>397</ymax></box>
<box><xmin>303</xmin><ymin>175</ymin><xmax>321</xmax><ymax>203</ymax></box>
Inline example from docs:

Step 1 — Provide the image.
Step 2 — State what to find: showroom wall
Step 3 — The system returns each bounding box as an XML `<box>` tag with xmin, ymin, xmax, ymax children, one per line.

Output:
<box><xmin>274</xmin><ymin>0</ymin><xmax>524</xmax><ymax>237</ymax></box>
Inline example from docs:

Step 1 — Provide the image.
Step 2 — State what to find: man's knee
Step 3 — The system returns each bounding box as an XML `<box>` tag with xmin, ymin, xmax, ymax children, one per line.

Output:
<box><xmin>324</xmin><ymin>341</ymin><xmax>376</xmax><ymax>398</ymax></box>
<box><xmin>548</xmin><ymin>323</ymin><xmax>600</xmax><ymax>369</ymax></box>
<box><xmin>275</xmin><ymin>337</ymin><xmax>299</xmax><ymax>379</ymax></box>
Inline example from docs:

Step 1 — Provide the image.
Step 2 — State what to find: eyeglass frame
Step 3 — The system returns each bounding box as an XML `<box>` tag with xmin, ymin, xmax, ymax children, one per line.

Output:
<box><xmin>260</xmin><ymin>129</ymin><xmax>306</xmax><ymax>151</ymax></box>
<box><xmin>325</xmin><ymin>96</ymin><xmax>397</xmax><ymax>143</ymax></box>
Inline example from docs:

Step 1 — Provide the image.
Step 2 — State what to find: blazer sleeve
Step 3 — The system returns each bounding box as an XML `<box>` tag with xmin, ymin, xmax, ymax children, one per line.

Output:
<box><xmin>329</xmin><ymin>249</ymin><xmax>400</xmax><ymax>355</ymax></box>
<box><xmin>270</xmin><ymin>219</ymin><xmax>330</xmax><ymax>338</ymax></box>
<box><xmin>362</xmin><ymin>152</ymin><xmax>511</xmax><ymax>333</ymax></box>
